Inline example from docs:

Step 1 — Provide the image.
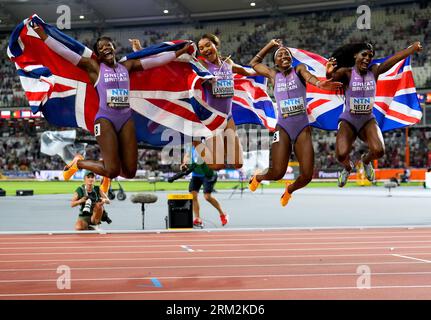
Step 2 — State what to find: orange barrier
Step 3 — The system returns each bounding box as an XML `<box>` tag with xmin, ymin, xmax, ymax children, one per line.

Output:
<box><xmin>350</xmin><ymin>168</ymin><xmax>426</xmax><ymax>181</ymax></box>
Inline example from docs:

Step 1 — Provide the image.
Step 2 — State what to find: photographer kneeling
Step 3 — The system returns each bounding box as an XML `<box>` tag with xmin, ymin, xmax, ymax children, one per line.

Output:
<box><xmin>71</xmin><ymin>171</ymin><xmax>111</xmax><ymax>230</ymax></box>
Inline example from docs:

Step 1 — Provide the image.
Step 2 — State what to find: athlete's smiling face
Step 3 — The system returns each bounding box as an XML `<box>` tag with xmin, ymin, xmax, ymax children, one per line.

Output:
<box><xmin>97</xmin><ymin>39</ymin><xmax>116</xmax><ymax>65</ymax></box>
<box><xmin>355</xmin><ymin>50</ymin><xmax>374</xmax><ymax>73</ymax></box>
<box><xmin>275</xmin><ymin>48</ymin><xmax>292</xmax><ymax>70</ymax></box>
<box><xmin>198</xmin><ymin>38</ymin><xmax>218</xmax><ymax>64</ymax></box>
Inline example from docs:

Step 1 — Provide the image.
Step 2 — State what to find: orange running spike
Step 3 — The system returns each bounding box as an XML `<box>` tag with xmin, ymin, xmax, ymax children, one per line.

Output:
<box><xmin>63</xmin><ymin>154</ymin><xmax>84</xmax><ymax>181</ymax></box>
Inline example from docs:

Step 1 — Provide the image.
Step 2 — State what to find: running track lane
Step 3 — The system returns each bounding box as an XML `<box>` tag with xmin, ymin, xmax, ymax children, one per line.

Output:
<box><xmin>0</xmin><ymin>228</ymin><xmax>430</xmax><ymax>299</ymax></box>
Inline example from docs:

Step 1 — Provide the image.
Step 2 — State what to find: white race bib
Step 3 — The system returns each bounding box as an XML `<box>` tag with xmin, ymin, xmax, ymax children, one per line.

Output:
<box><xmin>280</xmin><ymin>97</ymin><xmax>306</xmax><ymax>117</ymax></box>
<box><xmin>106</xmin><ymin>88</ymin><xmax>129</xmax><ymax>108</ymax></box>
<box><xmin>212</xmin><ymin>79</ymin><xmax>234</xmax><ymax>98</ymax></box>
<box><xmin>94</xmin><ymin>123</ymin><xmax>101</xmax><ymax>137</ymax></box>
<box><xmin>273</xmin><ymin>131</ymin><xmax>280</xmax><ymax>143</ymax></box>
<box><xmin>350</xmin><ymin>97</ymin><xmax>373</xmax><ymax>114</ymax></box>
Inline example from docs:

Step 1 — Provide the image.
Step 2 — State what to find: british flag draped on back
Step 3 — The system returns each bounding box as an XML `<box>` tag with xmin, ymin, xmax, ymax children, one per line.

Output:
<box><xmin>8</xmin><ymin>15</ymin><xmax>277</xmax><ymax>147</ymax></box>
<box><xmin>288</xmin><ymin>47</ymin><xmax>422</xmax><ymax>131</ymax></box>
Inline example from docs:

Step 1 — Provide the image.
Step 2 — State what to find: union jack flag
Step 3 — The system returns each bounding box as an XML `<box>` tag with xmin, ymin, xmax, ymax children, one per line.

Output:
<box><xmin>126</xmin><ymin>50</ymin><xmax>277</xmax><ymax>141</ymax></box>
<box><xmin>232</xmin><ymin>69</ymin><xmax>277</xmax><ymax>130</ymax></box>
<box><xmin>289</xmin><ymin>47</ymin><xmax>422</xmax><ymax>131</ymax></box>
<box><xmin>8</xmin><ymin>15</ymin><xmax>277</xmax><ymax>147</ymax></box>
<box><xmin>8</xmin><ymin>15</ymin><xmax>97</xmax><ymax>131</ymax></box>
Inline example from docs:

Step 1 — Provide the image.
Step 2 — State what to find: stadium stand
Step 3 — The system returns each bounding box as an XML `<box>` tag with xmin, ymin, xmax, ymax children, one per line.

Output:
<box><xmin>1</xmin><ymin>2</ymin><xmax>430</xmax><ymax>173</ymax></box>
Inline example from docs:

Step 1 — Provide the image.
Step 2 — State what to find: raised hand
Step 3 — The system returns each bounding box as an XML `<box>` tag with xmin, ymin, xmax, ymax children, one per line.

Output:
<box><xmin>177</xmin><ymin>41</ymin><xmax>194</xmax><ymax>56</ymax></box>
<box><xmin>326</xmin><ymin>57</ymin><xmax>337</xmax><ymax>74</ymax></box>
<box><xmin>269</xmin><ymin>39</ymin><xmax>283</xmax><ymax>48</ymax></box>
<box><xmin>410</xmin><ymin>41</ymin><xmax>423</xmax><ymax>53</ymax></box>
<box><xmin>29</xmin><ymin>20</ymin><xmax>48</xmax><ymax>40</ymax></box>
<box><xmin>129</xmin><ymin>38</ymin><xmax>142</xmax><ymax>52</ymax></box>
<box><xmin>317</xmin><ymin>78</ymin><xmax>343</xmax><ymax>91</ymax></box>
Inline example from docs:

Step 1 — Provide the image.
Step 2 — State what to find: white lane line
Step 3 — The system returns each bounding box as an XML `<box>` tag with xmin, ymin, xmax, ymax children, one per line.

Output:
<box><xmin>0</xmin><ymin>225</ymin><xmax>430</xmax><ymax>237</ymax></box>
<box><xmin>3</xmin><ymin>230</ymin><xmax>431</xmax><ymax>241</ymax></box>
<box><xmin>392</xmin><ymin>254</ymin><xmax>431</xmax><ymax>263</ymax></box>
<box><xmin>3</xmin><ymin>239</ymin><xmax>431</xmax><ymax>250</ymax></box>
<box><xmin>180</xmin><ymin>245</ymin><xmax>195</xmax><ymax>252</ymax></box>
<box><xmin>0</xmin><ymin>231</ymin><xmax>431</xmax><ymax>244</ymax></box>
<box><xmin>2</xmin><ymin>271</ymin><xmax>431</xmax><ymax>283</ymax></box>
<box><xmin>2</xmin><ymin>252</ymin><xmax>431</xmax><ymax>263</ymax></box>
<box><xmin>2</xmin><ymin>238</ymin><xmax>431</xmax><ymax>246</ymax></box>
<box><xmin>0</xmin><ymin>261</ymin><xmax>426</xmax><ymax>273</ymax></box>
<box><xmin>2</xmin><ymin>285</ymin><xmax>431</xmax><ymax>297</ymax></box>
<box><xmin>2</xmin><ymin>245</ymin><xmax>431</xmax><ymax>256</ymax></box>
<box><xmin>2</xmin><ymin>233</ymin><xmax>431</xmax><ymax>245</ymax></box>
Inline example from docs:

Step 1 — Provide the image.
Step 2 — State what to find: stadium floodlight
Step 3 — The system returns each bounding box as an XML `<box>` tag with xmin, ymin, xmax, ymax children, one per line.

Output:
<box><xmin>250</xmin><ymin>2</ymin><xmax>256</xmax><ymax>6</ymax></box>
<box><xmin>163</xmin><ymin>9</ymin><xmax>169</xmax><ymax>14</ymax></box>
<box><xmin>79</xmin><ymin>15</ymin><xmax>85</xmax><ymax>19</ymax></box>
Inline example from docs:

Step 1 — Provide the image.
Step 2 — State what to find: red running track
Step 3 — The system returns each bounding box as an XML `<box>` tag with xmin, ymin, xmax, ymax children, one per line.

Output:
<box><xmin>0</xmin><ymin>227</ymin><xmax>431</xmax><ymax>300</ymax></box>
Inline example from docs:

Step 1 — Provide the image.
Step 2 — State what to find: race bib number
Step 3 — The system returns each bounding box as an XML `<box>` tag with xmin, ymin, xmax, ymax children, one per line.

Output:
<box><xmin>94</xmin><ymin>123</ymin><xmax>101</xmax><ymax>137</ymax></box>
<box><xmin>273</xmin><ymin>131</ymin><xmax>280</xmax><ymax>143</ymax></box>
<box><xmin>350</xmin><ymin>97</ymin><xmax>373</xmax><ymax>114</ymax></box>
<box><xmin>212</xmin><ymin>79</ymin><xmax>234</xmax><ymax>98</ymax></box>
<box><xmin>107</xmin><ymin>88</ymin><xmax>129</xmax><ymax>108</ymax></box>
<box><xmin>280</xmin><ymin>97</ymin><xmax>306</xmax><ymax>118</ymax></box>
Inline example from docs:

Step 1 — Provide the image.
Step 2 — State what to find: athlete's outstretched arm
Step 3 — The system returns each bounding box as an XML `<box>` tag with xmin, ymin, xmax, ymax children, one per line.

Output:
<box><xmin>326</xmin><ymin>58</ymin><xmax>350</xmax><ymax>85</ymax></box>
<box><xmin>372</xmin><ymin>41</ymin><xmax>423</xmax><ymax>78</ymax></box>
<box><xmin>249</xmin><ymin>39</ymin><xmax>281</xmax><ymax>80</ymax></box>
<box><xmin>122</xmin><ymin>42</ymin><xmax>193</xmax><ymax>72</ymax></box>
<box><xmin>297</xmin><ymin>64</ymin><xmax>343</xmax><ymax>90</ymax></box>
<box><xmin>30</xmin><ymin>21</ymin><xmax>99</xmax><ymax>84</ymax></box>
<box><xmin>231</xmin><ymin>62</ymin><xmax>257</xmax><ymax>77</ymax></box>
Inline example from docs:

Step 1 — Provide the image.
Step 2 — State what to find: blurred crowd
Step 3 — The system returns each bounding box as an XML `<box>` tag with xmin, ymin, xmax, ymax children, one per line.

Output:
<box><xmin>312</xmin><ymin>128</ymin><xmax>431</xmax><ymax>170</ymax></box>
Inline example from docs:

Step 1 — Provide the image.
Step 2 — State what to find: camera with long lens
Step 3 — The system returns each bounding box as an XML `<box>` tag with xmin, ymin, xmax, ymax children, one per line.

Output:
<box><xmin>168</xmin><ymin>163</ymin><xmax>197</xmax><ymax>183</ymax></box>
<box><xmin>101</xmin><ymin>210</ymin><xmax>112</xmax><ymax>224</ymax></box>
<box><xmin>82</xmin><ymin>198</ymin><xmax>92</xmax><ymax>214</ymax></box>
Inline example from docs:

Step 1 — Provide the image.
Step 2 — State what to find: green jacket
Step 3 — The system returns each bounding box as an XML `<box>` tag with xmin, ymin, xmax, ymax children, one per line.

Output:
<box><xmin>189</xmin><ymin>146</ymin><xmax>214</xmax><ymax>178</ymax></box>
<box><xmin>75</xmin><ymin>185</ymin><xmax>101</xmax><ymax>216</ymax></box>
